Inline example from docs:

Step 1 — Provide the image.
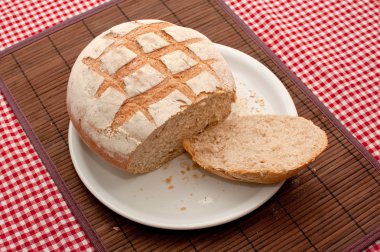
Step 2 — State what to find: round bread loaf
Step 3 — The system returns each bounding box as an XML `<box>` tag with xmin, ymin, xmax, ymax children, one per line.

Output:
<box><xmin>67</xmin><ymin>19</ymin><xmax>235</xmax><ymax>173</ymax></box>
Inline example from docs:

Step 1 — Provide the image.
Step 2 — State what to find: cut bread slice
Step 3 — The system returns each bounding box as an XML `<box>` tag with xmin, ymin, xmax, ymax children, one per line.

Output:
<box><xmin>183</xmin><ymin>115</ymin><xmax>328</xmax><ymax>183</ymax></box>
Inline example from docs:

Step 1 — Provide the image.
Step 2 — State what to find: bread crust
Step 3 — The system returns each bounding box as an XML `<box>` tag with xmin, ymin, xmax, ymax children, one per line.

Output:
<box><xmin>69</xmin><ymin>107</ymin><xmax>134</xmax><ymax>171</ymax></box>
<box><xmin>183</xmin><ymin>116</ymin><xmax>328</xmax><ymax>184</ymax></box>
<box><xmin>67</xmin><ymin>20</ymin><xmax>236</xmax><ymax>172</ymax></box>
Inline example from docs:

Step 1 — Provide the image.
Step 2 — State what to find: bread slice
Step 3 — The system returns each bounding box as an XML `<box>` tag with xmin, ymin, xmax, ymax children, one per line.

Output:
<box><xmin>183</xmin><ymin>115</ymin><xmax>328</xmax><ymax>183</ymax></box>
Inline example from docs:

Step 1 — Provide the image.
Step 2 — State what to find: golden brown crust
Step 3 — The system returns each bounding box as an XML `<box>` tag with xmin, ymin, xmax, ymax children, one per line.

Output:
<box><xmin>183</xmin><ymin>117</ymin><xmax>329</xmax><ymax>184</ymax></box>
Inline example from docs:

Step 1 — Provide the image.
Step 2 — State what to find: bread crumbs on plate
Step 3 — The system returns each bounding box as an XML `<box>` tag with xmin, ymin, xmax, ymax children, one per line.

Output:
<box><xmin>163</xmin><ymin>176</ymin><xmax>172</xmax><ymax>184</ymax></box>
<box><xmin>168</xmin><ymin>185</ymin><xmax>174</xmax><ymax>190</ymax></box>
<box><xmin>180</xmin><ymin>207</ymin><xmax>187</xmax><ymax>211</ymax></box>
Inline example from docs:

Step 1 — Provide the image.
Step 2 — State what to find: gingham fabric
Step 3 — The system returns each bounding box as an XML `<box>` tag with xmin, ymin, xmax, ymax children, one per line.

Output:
<box><xmin>0</xmin><ymin>0</ymin><xmax>379</xmax><ymax>251</ymax></box>
<box><xmin>0</xmin><ymin>91</ymin><xmax>94</xmax><ymax>250</ymax></box>
<box><xmin>0</xmin><ymin>0</ymin><xmax>109</xmax><ymax>51</ymax></box>
<box><xmin>225</xmin><ymin>0</ymin><xmax>380</xmax><ymax>161</ymax></box>
<box><xmin>368</xmin><ymin>240</ymin><xmax>380</xmax><ymax>252</ymax></box>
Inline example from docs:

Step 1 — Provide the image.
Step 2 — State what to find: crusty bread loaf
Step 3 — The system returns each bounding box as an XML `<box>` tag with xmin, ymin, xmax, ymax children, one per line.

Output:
<box><xmin>183</xmin><ymin>115</ymin><xmax>328</xmax><ymax>183</ymax></box>
<box><xmin>67</xmin><ymin>20</ymin><xmax>235</xmax><ymax>173</ymax></box>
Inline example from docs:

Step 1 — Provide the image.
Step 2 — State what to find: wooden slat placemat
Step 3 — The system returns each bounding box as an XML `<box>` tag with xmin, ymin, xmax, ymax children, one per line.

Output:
<box><xmin>1</xmin><ymin>0</ymin><xmax>380</xmax><ymax>251</ymax></box>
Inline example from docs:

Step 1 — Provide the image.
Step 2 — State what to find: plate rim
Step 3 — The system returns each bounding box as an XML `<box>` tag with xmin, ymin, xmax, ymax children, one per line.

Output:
<box><xmin>68</xmin><ymin>43</ymin><xmax>297</xmax><ymax>230</ymax></box>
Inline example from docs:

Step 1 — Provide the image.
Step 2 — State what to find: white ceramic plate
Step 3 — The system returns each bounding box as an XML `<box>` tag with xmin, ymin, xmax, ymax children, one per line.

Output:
<box><xmin>68</xmin><ymin>44</ymin><xmax>297</xmax><ymax>230</ymax></box>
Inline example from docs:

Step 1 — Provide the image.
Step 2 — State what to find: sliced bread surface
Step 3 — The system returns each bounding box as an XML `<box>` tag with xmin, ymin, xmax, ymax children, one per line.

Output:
<box><xmin>183</xmin><ymin>115</ymin><xmax>328</xmax><ymax>183</ymax></box>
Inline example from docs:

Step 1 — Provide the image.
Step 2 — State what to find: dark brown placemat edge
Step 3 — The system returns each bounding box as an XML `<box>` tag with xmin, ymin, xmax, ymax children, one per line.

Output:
<box><xmin>215</xmin><ymin>0</ymin><xmax>380</xmax><ymax>249</ymax></box>
<box><xmin>0</xmin><ymin>0</ymin><xmax>125</xmax><ymax>58</ymax></box>
<box><xmin>344</xmin><ymin>226</ymin><xmax>380</xmax><ymax>252</ymax></box>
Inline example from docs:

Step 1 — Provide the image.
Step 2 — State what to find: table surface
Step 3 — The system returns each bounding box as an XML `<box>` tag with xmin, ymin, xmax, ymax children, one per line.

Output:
<box><xmin>0</xmin><ymin>0</ymin><xmax>379</xmax><ymax>251</ymax></box>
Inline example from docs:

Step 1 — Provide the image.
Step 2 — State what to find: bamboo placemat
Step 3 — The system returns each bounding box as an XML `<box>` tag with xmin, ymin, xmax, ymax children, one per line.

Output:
<box><xmin>1</xmin><ymin>0</ymin><xmax>379</xmax><ymax>251</ymax></box>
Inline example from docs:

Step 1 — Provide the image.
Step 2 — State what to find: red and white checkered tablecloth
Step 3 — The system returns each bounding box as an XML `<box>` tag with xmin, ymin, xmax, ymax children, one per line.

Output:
<box><xmin>371</xmin><ymin>241</ymin><xmax>380</xmax><ymax>252</ymax></box>
<box><xmin>0</xmin><ymin>92</ymin><xmax>94</xmax><ymax>251</ymax></box>
<box><xmin>0</xmin><ymin>0</ymin><xmax>379</xmax><ymax>251</ymax></box>
<box><xmin>0</xmin><ymin>0</ymin><xmax>110</xmax><ymax>51</ymax></box>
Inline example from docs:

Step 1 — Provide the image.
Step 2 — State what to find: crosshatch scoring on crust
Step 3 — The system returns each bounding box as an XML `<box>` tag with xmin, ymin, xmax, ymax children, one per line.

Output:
<box><xmin>80</xmin><ymin>20</ymin><xmax>227</xmax><ymax>130</ymax></box>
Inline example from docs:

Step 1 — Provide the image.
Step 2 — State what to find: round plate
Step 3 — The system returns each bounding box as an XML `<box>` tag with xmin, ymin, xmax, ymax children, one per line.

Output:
<box><xmin>68</xmin><ymin>44</ymin><xmax>297</xmax><ymax>230</ymax></box>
